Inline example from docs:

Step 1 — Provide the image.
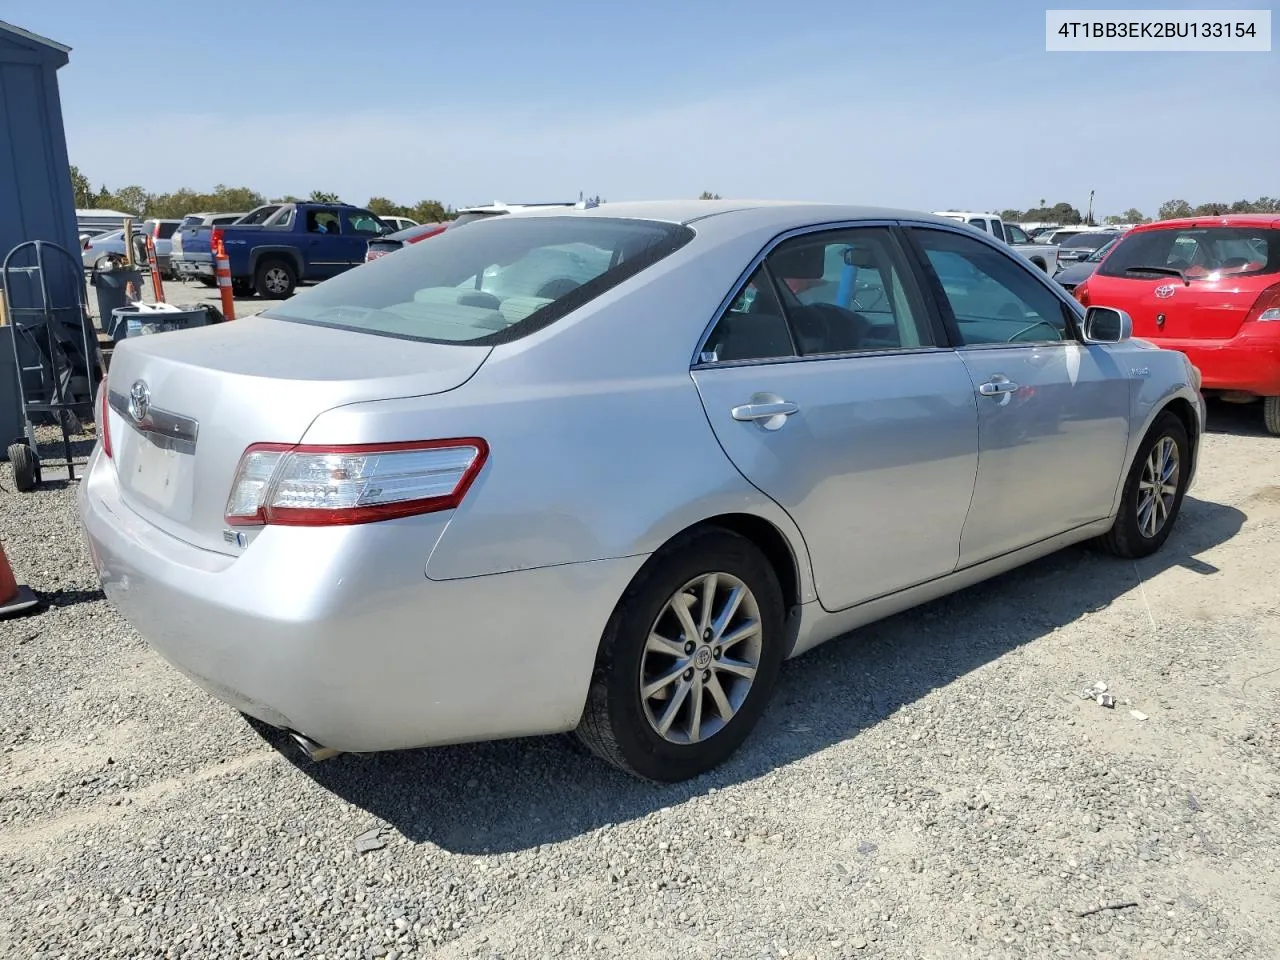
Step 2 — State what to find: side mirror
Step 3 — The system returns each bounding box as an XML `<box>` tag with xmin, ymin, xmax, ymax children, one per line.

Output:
<box><xmin>1082</xmin><ymin>306</ymin><xmax>1132</xmax><ymax>343</ymax></box>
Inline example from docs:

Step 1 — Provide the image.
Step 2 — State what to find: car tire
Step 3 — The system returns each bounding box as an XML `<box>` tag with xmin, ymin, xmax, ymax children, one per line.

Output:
<box><xmin>1093</xmin><ymin>411</ymin><xmax>1190</xmax><ymax>559</ymax></box>
<box><xmin>254</xmin><ymin>259</ymin><xmax>296</xmax><ymax>299</ymax></box>
<box><xmin>575</xmin><ymin>527</ymin><xmax>786</xmax><ymax>782</ymax></box>
<box><xmin>1263</xmin><ymin>396</ymin><xmax>1280</xmax><ymax>436</ymax></box>
<box><xmin>8</xmin><ymin>442</ymin><xmax>39</xmax><ymax>492</ymax></box>
<box><xmin>232</xmin><ymin>278</ymin><xmax>254</xmax><ymax>298</ymax></box>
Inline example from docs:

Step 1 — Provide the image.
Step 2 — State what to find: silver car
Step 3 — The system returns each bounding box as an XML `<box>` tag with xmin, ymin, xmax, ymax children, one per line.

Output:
<box><xmin>78</xmin><ymin>201</ymin><xmax>1205</xmax><ymax>782</ymax></box>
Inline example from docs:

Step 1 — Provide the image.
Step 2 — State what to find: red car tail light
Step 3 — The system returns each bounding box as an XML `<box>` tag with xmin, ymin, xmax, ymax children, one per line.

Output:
<box><xmin>1244</xmin><ymin>281</ymin><xmax>1280</xmax><ymax>323</ymax></box>
<box><xmin>209</xmin><ymin>226</ymin><xmax>224</xmax><ymax>256</ymax></box>
<box><xmin>1073</xmin><ymin>280</ymin><xmax>1091</xmax><ymax>306</ymax></box>
<box><xmin>98</xmin><ymin>377</ymin><xmax>113</xmax><ymax>459</ymax></box>
<box><xmin>224</xmin><ymin>438</ymin><xmax>488</xmax><ymax>527</ymax></box>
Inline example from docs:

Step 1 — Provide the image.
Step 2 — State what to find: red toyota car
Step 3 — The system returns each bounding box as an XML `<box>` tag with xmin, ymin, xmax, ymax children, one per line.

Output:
<box><xmin>1076</xmin><ymin>215</ymin><xmax>1280</xmax><ymax>435</ymax></box>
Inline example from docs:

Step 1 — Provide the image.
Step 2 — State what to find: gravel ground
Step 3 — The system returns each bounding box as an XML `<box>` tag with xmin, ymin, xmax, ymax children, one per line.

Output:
<box><xmin>86</xmin><ymin>276</ymin><xmax>277</xmax><ymax>324</ymax></box>
<box><xmin>1</xmin><ymin>400</ymin><xmax>1278</xmax><ymax>960</ymax></box>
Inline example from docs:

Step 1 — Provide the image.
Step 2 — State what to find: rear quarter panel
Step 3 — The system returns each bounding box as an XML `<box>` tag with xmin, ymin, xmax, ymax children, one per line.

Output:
<box><xmin>297</xmin><ymin>223</ymin><xmax>820</xmax><ymax>601</ymax></box>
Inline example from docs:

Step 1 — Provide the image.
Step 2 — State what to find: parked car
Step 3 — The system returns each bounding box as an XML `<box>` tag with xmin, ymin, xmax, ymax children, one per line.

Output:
<box><xmin>1075</xmin><ymin>214</ymin><xmax>1280</xmax><ymax>433</ymax></box>
<box><xmin>81</xmin><ymin>219</ymin><xmax>181</xmax><ymax>276</ymax></box>
<box><xmin>1043</xmin><ymin>226</ymin><xmax>1102</xmax><ymax>246</ymax></box>
<box><xmin>365</xmin><ymin>221</ymin><xmax>450</xmax><ymax>262</ymax></box>
<box><xmin>1053</xmin><ymin>236</ymin><xmax>1119</xmax><ymax>293</ymax></box>
<box><xmin>80</xmin><ymin>201</ymin><xmax>1203</xmax><ymax>782</ymax></box>
<box><xmin>171</xmin><ymin>212</ymin><xmax>250</xmax><ymax>286</ymax></box>
<box><xmin>378</xmin><ymin>216</ymin><xmax>419</xmax><ymax>232</ymax></box>
<box><xmin>933</xmin><ymin>211</ymin><xmax>1059</xmax><ymax>274</ymax></box>
<box><xmin>172</xmin><ymin>202</ymin><xmax>394</xmax><ymax>298</ymax></box>
<box><xmin>1055</xmin><ymin>229</ymin><xmax>1123</xmax><ymax>266</ymax></box>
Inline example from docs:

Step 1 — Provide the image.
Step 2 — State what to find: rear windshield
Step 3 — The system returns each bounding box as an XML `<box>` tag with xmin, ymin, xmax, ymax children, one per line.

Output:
<box><xmin>156</xmin><ymin>222</ymin><xmax>179</xmax><ymax>239</ymax></box>
<box><xmin>1059</xmin><ymin>232</ymin><xmax>1115</xmax><ymax>250</ymax></box>
<box><xmin>1098</xmin><ymin>226</ymin><xmax>1280</xmax><ymax>280</ymax></box>
<box><xmin>181</xmin><ymin>215</ymin><xmax>203</xmax><ymax>226</ymax></box>
<box><xmin>265</xmin><ymin>216</ymin><xmax>694</xmax><ymax>345</ymax></box>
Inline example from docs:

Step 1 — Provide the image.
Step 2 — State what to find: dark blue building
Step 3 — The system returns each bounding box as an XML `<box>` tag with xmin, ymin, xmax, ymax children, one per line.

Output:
<box><xmin>0</xmin><ymin>20</ymin><xmax>78</xmax><ymax>266</ymax></box>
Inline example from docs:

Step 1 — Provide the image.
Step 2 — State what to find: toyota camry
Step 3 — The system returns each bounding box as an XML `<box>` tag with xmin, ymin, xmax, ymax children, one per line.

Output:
<box><xmin>79</xmin><ymin>201</ymin><xmax>1204</xmax><ymax>782</ymax></box>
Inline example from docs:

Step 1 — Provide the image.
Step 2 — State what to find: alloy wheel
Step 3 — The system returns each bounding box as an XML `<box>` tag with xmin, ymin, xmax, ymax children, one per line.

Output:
<box><xmin>639</xmin><ymin>573</ymin><xmax>763</xmax><ymax>745</ymax></box>
<box><xmin>1136</xmin><ymin>435</ymin><xmax>1180</xmax><ymax>538</ymax></box>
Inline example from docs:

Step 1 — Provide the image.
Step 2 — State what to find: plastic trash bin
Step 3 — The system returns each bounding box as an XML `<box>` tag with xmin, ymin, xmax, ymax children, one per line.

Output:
<box><xmin>108</xmin><ymin>305</ymin><xmax>211</xmax><ymax>341</ymax></box>
<box><xmin>90</xmin><ymin>266</ymin><xmax>144</xmax><ymax>332</ymax></box>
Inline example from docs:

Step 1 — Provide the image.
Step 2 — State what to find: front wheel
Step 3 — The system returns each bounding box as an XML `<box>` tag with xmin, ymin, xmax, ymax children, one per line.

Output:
<box><xmin>1093</xmin><ymin>411</ymin><xmax>1190</xmax><ymax>558</ymax></box>
<box><xmin>576</xmin><ymin>528</ymin><xmax>785</xmax><ymax>782</ymax></box>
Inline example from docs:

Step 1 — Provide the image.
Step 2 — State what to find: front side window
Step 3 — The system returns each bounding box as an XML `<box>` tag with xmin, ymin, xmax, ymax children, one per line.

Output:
<box><xmin>265</xmin><ymin>216</ymin><xmax>693</xmax><ymax>345</ymax></box>
<box><xmin>912</xmin><ymin>227</ymin><xmax>1072</xmax><ymax>345</ymax></box>
<box><xmin>1098</xmin><ymin>226</ymin><xmax>1279</xmax><ymax>280</ymax></box>
<box><xmin>1005</xmin><ymin>224</ymin><xmax>1030</xmax><ymax>244</ymax></box>
<box><xmin>345</xmin><ymin>210</ymin><xmax>385</xmax><ymax>236</ymax></box>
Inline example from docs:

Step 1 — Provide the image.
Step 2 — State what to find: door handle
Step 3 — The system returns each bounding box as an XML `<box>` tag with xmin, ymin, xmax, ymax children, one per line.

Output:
<box><xmin>978</xmin><ymin>378</ymin><xmax>1019</xmax><ymax>397</ymax></box>
<box><xmin>731</xmin><ymin>400</ymin><xmax>799</xmax><ymax>422</ymax></box>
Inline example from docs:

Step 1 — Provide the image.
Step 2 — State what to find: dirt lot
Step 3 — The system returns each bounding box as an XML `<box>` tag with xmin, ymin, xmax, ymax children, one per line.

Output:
<box><xmin>1</xmin><ymin>401</ymin><xmax>1278</xmax><ymax>959</ymax></box>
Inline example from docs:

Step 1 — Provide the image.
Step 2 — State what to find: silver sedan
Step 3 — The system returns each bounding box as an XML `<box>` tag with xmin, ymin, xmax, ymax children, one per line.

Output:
<box><xmin>78</xmin><ymin>201</ymin><xmax>1205</xmax><ymax>782</ymax></box>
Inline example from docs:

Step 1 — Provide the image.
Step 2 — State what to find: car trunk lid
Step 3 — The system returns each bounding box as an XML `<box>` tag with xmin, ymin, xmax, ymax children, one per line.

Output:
<box><xmin>104</xmin><ymin>316</ymin><xmax>490</xmax><ymax>555</ymax></box>
<box><xmin>1088</xmin><ymin>274</ymin><xmax>1257</xmax><ymax>341</ymax></box>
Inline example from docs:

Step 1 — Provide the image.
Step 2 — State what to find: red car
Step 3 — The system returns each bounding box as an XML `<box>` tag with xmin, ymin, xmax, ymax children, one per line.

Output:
<box><xmin>1076</xmin><ymin>214</ymin><xmax>1280</xmax><ymax>434</ymax></box>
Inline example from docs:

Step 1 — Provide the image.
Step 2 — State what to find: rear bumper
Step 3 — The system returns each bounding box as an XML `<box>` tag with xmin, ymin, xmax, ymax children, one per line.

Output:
<box><xmin>172</xmin><ymin>256</ymin><xmax>214</xmax><ymax>280</ymax></box>
<box><xmin>1153</xmin><ymin>329</ymin><xmax>1280</xmax><ymax>397</ymax></box>
<box><xmin>77</xmin><ymin>446</ymin><xmax>644</xmax><ymax>753</ymax></box>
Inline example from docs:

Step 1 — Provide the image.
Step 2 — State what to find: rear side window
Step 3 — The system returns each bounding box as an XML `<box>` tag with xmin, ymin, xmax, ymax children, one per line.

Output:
<box><xmin>1098</xmin><ymin>226</ymin><xmax>1280</xmax><ymax>280</ymax></box>
<box><xmin>238</xmin><ymin>205</ymin><xmax>282</xmax><ymax>226</ymax></box>
<box><xmin>266</xmin><ymin>216</ymin><xmax>694</xmax><ymax>345</ymax></box>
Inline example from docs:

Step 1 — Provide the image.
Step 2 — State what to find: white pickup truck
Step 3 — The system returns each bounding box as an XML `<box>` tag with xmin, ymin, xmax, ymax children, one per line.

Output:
<box><xmin>933</xmin><ymin>211</ymin><xmax>1060</xmax><ymax>275</ymax></box>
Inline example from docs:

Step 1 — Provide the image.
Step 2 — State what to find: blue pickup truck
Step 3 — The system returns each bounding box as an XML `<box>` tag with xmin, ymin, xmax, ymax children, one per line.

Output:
<box><xmin>172</xmin><ymin>201</ymin><xmax>393</xmax><ymax>299</ymax></box>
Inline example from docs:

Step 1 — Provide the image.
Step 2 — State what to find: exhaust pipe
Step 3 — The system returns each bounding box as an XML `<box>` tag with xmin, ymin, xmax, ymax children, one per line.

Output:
<box><xmin>289</xmin><ymin>730</ymin><xmax>343</xmax><ymax>762</ymax></box>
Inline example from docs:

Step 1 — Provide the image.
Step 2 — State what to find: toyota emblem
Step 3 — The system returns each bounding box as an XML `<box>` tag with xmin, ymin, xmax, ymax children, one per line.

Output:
<box><xmin>1154</xmin><ymin>284</ymin><xmax>1176</xmax><ymax>299</ymax></box>
<box><xmin>127</xmin><ymin>380</ymin><xmax>151</xmax><ymax>423</ymax></box>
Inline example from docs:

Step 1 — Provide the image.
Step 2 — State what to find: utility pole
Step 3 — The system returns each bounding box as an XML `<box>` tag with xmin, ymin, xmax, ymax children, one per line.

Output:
<box><xmin>1086</xmin><ymin>190</ymin><xmax>1095</xmax><ymax>226</ymax></box>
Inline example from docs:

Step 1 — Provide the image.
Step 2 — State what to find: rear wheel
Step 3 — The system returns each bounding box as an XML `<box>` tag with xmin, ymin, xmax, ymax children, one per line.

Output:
<box><xmin>576</xmin><ymin>528</ymin><xmax>785</xmax><ymax>782</ymax></box>
<box><xmin>1264</xmin><ymin>396</ymin><xmax>1280</xmax><ymax>436</ymax></box>
<box><xmin>1093</xmin><ymin>411</ymin><xmax>1189</xmax><ymax>558</ymax></box>
<box><xmin>8</xmin><ymin>443</ymin><xmax>39</xmax><ymax>492</ymax></box>
<box><xmin>254</xmin><ymin>259</ymin><xmax>296</xmax><ymax>299</ymax></box>
<box><xmin>232</xmin><ymin>278</ymin><xmax>254</xmax><ymax>298</ymax></box>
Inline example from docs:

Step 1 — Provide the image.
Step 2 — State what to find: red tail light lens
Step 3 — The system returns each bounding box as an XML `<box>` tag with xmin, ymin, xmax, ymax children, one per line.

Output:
<box><xmin>209</xmin><ymin>227</ymin><xmax>224</xmax><ymax>256</ymax></box>
<box><xmin>224</xmin><ymin>438</ymin><xmax>488</xmax><ymax>527</ymax></box>
<box><xmin>1073</xmin><ymin>280</ymin><xmax>1091</xmax><ymax>306</ymax></box>
<box><xmin>98</xmin><ymin>377</ymin><xmax>113</xmax><ymax>459</ymax></box>
<box><xmin>1244</xmin><ymin>281</ymin><xmax>1280</xmax><ymax>323</ymax></box>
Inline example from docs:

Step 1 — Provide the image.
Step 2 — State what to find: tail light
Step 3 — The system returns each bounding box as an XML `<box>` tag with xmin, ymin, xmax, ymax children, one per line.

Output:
<box><xmin>1073</xmin><ymin>280</ymin><xmax>1091</xmax><ymax>306</ymax></box>
<box><xmin>98</xmin><ymin>377</ymin><xmax>113</xmax><ymax>459</ymax></box>
<box><xmin>209</xmin><ymin>227</ymin><xmax>224</xmax><ymax>257</ymax></box>
<box><xmin>1244</xmin><ymin>281</ymin><xmax>1280</xmax><ymax>323</ymax></box>
<box><xmin>224</xmin><ymin>438</ymin><xmax>488</xmax><ymax>527</ymax></box>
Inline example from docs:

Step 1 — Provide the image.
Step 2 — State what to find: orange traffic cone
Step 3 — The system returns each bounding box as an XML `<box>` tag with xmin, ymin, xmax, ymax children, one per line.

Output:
<box><xmin>0</xmin><ymin>541</ymin><xmax>38</xmax><ymax>618</ymax></box>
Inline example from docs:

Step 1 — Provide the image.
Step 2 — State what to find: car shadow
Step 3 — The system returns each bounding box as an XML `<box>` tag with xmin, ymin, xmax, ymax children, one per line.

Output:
<box><xmin>256</xmin><ymin>493</ymin><xmax>1245</xmax><ymax>855</ymax></box>
<box><xmin>1204</xmin><ymin>397</ymin><xmax>1270</xmax><ymax>438</ymax></box>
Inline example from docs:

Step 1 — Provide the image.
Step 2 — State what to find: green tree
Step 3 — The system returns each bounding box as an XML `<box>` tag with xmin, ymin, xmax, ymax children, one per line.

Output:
<box><xmin>1158</xmin><ymin>199</ymin><xmax>1193</xmax><ymax>220</ymax></box>
<box><xmin>109</xmin><ymin>185</ymin><xmax>151</xmax><ymax>216</ymax></box>
<box><xmin>209</xmin><ymin>184</ymin><xmax>266</xmax><ymax>212</ymax></box>
<box><xmin>999</xmin><ymin>208</ymin><xmax>1023</xmax><ymax>222</ymax></box>
<box><xmin>367</xmin><ymin>196</ymin><xmax>408</xmax><ymax>218</ymax></box>
<box><xmin>309</xmin><ymin>190</ymin><xmax>341</xmax><ymax>203</ymax></box>
<box><xmin>410</xmin><ymin>199</ymin><xmax>450</xmax><ymax>223</ymax></box>
<box><xmin>69</xmin><ymin>165</ymin><xmax>94</xmax><ymax>207</ymax></box>
<box><xmin>1120</xmin><ymin>207</ymin><xmax>1148</xmax><ymax>223</ymax></box>
<box><xmin>699</xmin><ymin>191</ymin><xmax>721</xmax><ymax>200</ymax></box>
<box><xmin>1192</xmin><ymin>201</ymin><xmax>1228</xmax><ymax>217</ymax></box>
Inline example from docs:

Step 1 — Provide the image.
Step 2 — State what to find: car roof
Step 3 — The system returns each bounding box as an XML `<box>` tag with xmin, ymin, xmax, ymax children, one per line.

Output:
<box><xmin>1130</xmin><ymin>214</ymin><xmax>1280</xmax><ymax>232</ymax></box>
<box><xmin>503</xmin><ymin>199</ymin><xmax>968</xmax><ymax>231</ymax></box>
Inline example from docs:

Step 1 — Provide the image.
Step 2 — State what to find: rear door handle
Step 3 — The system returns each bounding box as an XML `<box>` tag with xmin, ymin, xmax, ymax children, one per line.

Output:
<box><xmin>978</xmin><ymin>378</ymin><xmax>1019</xmax><ymax>397</ymax></box>
<box><xmin>731</xmin><ymin>400</ymin><xmax>799</xmax><ymax>421</ymax></box>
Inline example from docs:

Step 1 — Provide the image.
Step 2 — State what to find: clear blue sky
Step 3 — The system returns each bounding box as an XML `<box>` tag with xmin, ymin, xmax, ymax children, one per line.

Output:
<box><xmin>12</xmin><ymin>0</ymin><xmax>1278</xmax><ymax>217</ymax></box>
